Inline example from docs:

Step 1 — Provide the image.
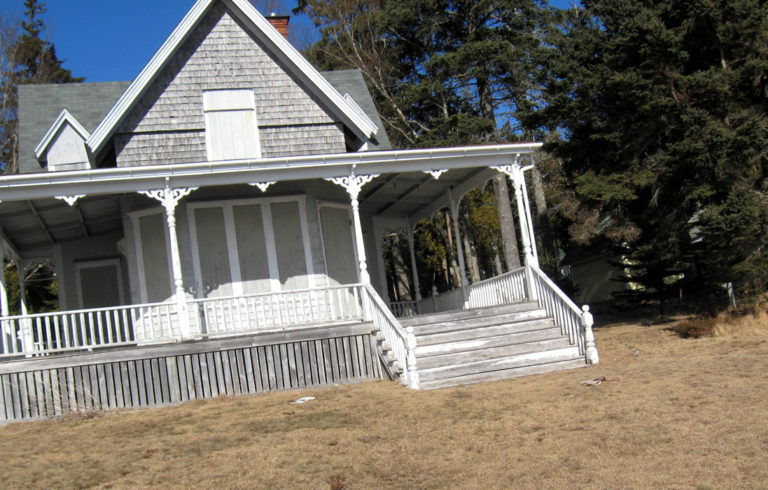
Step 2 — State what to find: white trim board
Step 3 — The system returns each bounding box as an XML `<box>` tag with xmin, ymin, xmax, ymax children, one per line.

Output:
<box><xmin>85</xmin><ymin>0</ymin><xmax>377</xmax><ymax>158</ymax></box>
<box><xmin>0</xmin><ymin>143</ymin><xmax>543</xmax><ymax>202</ymax></box>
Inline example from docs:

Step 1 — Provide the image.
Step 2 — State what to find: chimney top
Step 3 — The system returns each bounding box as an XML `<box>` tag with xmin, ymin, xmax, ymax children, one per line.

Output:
<box><xmin>266</xmin><ymin>14</ymin><xmax>290</xmax><ymax>39</ymax></box>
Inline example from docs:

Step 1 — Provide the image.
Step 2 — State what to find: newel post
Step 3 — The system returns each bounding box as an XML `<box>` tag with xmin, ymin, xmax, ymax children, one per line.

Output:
<box><xmin>139</xmin><ymin>182</ymin><xmax>198</xmax><ymax>340</ymax></box>
<box><xmin>582</xmin><ymin>305</ymin><xmax>599</xmax><ymax>364</ymax></box>
<box><xmin>406</xmin><ymin>326</ymin><xmax>420</xmax><ymax>389</ymax></box>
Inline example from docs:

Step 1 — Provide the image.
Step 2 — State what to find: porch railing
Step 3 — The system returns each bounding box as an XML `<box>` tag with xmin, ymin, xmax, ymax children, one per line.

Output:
<box><xmin>529</xmin><ymin>265</ymin><xmax>585</xmax><ymax>354</ymax></box>
<box><xmin>464</xmin><ymin>267</ymin><xmax>527</xmax><ymax>308</ymax></box>
<box><xmin>190</xmin><ymin>284</ymin><xmax>364</xmax><ymax>336</ymax></box>
<box><xmin>0</xmin><ymin>301</ymin><xmax>178</xmax><ymax>358</ymax></box>
<box><xmin>361</xmin><ymin>283</ymin><xmax>412</xmax><ymax>387</ymax></box>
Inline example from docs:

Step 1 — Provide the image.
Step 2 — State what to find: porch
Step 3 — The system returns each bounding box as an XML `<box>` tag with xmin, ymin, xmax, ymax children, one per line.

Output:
<box><xmin>0</xmin><ymin>143</ymin><xmax>598</xmax><ymax>422</ymax></box>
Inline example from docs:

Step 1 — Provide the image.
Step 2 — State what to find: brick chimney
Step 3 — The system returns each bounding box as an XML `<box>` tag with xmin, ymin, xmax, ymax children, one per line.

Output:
<box><xmin>266</xmin><ymin>13</ymin><xmax>290</xmax><ymax>39</ymax></box>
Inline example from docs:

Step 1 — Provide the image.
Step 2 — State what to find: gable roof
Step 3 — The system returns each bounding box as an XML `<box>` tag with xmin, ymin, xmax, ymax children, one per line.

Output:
<box><xmin>18</xmin><ymin>81</ymin><xmax>130</xmax><ymax>174</ymax></box>
<box><xmin>85</xmin><ymin>0</ymin><xmax>378</xmax><ymax>158</ymax></box>
<box><xmin>33</xmin><ymin>109</ymin><xmax>91</xmax><ymax>163</ymax></box>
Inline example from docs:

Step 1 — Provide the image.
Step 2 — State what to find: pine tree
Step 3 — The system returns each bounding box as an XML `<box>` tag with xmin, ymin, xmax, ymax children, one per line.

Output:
<box><xmin>521</xmin><ymin>0</ymin><xmax>768</xmax><ymax>301</ymax></box>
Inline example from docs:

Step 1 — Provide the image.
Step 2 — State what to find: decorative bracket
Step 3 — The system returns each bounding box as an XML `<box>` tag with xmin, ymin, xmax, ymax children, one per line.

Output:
<box><xmin>139</xmin><ymin>183</ymin><xmax>198</xmax><ymax>213</ymax></box>
<box><xmin>55</xmin><ymin>195</ymin><xmax>85</xmax><ymax>206</ymax></box>
<box><xmin>491</xmin><ymin>154</ymin><xmax>522</xmax><ymax>181</ymax></box>
<box><xmin>423</xmin><ymin>169</ymin><xmax>448</xmax><ymax>180</ymax></box>
<box><xmin>249</xmin><ymin>181</ymin><xmax>275</xmax><ymax>193</ymax></box>
<box><xmin>325</xmin><ymin>172</ymin><xmax>379</xmax><ymax>200</ymax></box>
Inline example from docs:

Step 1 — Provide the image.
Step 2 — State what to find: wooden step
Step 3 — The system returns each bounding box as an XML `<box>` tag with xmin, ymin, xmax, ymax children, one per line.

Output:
<box><xmin>400</xmin><ymin>301</ymin><xmax>540</xmax><ymax>327</ymax></box>
<box><xmin>416</xmin><ymin>318</ymin><xmax>557</xmax><ymax>346</ymax></box>
<box><xmin>416</xmin><ymin>346</ymin><xmax>581</xmax><ymax>382</ymax></box>
<box><xmin>416</xmin><ymin>337</ymin><xmax>574</xmax><ymax>370</ymax></box>
<box><xmin>418</xmin><ymin>358</ymin><xmax>587</xmax><ymax>390</ymax></box>
<box><xmin>412</xmin><ymin>308</ymin><xmax>548</xmax><ymax>336</ymax></box>
<box><xmin>416</xmin><ymin>325</ymin><xmax>564</xmax><ymax>357</ymax></box>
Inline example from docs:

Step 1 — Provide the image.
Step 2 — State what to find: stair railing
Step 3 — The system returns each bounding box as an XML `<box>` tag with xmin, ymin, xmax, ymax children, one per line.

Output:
<box><xmin>361</xmin><ymin>283</ymin><xmax>416</xmax><ymax>387</ymax></box>
<box><xmin>529</xmin><ymin>265</ymin><xmax>599</xmax><ymax>364</ymax></box>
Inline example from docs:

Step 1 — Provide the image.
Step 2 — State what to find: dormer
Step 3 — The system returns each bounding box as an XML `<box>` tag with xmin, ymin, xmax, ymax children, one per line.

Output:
<box><xmin>34</xmin><ymin>109</ymin><xmax>91</xmax><ymax>172</ymax></box>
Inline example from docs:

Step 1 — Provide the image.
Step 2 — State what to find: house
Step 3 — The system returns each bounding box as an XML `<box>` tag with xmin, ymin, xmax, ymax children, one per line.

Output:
<box><xmin>0</xmin><ymin>0</ymin><xmax>597</xmax><ymax>423</ymax></box>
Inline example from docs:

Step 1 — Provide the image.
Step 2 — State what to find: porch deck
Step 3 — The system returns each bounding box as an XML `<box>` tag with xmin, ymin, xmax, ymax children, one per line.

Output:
<box><xmin>0</xmin><ymin>266</ymin><xmax>598</xmax><ymax>423</ymax></box>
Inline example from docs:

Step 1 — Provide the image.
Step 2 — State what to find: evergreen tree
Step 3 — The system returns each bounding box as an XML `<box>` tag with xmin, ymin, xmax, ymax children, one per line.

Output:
<box><xmin>297</xmin><ymin>0</ymin><xmax>550</xmax><ymax>148</ymax></box>
<box><xmin>0</xmin><ymin>0</ymin><xmax>83</xmax><ymax>174</ymax></box>
<box><xmin>521</xmin><ymin>0</ymin><xmax>768</xmax><ymax>301</ymax></box>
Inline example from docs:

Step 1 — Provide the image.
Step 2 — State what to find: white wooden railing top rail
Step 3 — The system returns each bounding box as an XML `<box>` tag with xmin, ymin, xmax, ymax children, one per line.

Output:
<box><xmin>361</xmin><ymin>284</ymin><xmax>413</xmax><ymax>387</ymax></box>
<box><xmin>529</xmin><ymin>265</ymin><xmax>599</xmax><ymax>364</ymax></box>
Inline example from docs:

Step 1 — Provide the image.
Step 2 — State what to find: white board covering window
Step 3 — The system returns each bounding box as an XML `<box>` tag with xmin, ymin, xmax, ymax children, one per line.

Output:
<box><xmin>203</xmin><ymin>89</ymin><xmax>261</xmax><ymax>161</ymax></box>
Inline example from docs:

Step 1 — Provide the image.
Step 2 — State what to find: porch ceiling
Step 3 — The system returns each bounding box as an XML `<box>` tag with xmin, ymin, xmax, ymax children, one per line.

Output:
<box><xmin>0</xmin><ymin>195</ymin><xmax>123</xmax><ymax>257</ymax></box>
<box><xmin>0</xmin><ymin>143</ymin><xmax>540</xmax><ymax>257</ymax></box>
<box><xmin>360</xmin><ymin>167</ymin><xmax>498</xmax><ymax>222</ymax></box>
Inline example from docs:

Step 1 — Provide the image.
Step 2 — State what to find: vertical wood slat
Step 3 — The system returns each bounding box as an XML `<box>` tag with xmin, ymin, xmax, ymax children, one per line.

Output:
<box><xmin>0</xmin><ymin>331</ymin><xmax>382</xmax><ymax>422</ymax></box>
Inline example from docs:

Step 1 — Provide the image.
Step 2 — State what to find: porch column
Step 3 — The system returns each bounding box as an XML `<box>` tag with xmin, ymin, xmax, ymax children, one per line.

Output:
<box><xmin>17</xmin><ymin>260</ymin><xmax>34</xmax><ymax>354</ymax></box>
<box><xmin>493</xmin><ymin>160</ymin><xmax>538</xmax><ymax>300</ymax></box>
<box><xmin>0</xmin><ymin>239</ymin><xmax>8</xmax><ymax>317</ymax></box>
<box><xmin>17</xmin><ymin>260</ymin><xmax>28</xmax><ymax>316</ymax></box>
<box><xmin>139</xmin><ymin>183</ymin><xmax>198</xmax><ymax>340</ymax></box>
<box><xmin>406</xmin><ymin>219</ymin><xmax>422</xmax><ymax>301</ymax></box>
<box><xmin>447</xmin><ymin>188</ymin><xmax>468</xmax><ymax>287</ymax></box>
<box><xmin>519</xmin><ymin>166</ymin><xmax>539</xmax><ymax>264</ymax></box>
<box><xmin>326</xmin><ymin>171</ymin><xmax>378</xmax><ymax>284</ymax></box>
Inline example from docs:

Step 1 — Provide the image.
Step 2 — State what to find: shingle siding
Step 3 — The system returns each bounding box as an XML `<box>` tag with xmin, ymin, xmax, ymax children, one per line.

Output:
<box><xmin>260</xmin><ymin>124</ymin><xmax>346</xmax><ymax>158</ymax></box>
<box><xmin>115</xmin><ymin>2</ymin><xmax>344</xmax><ymax>166</ymax></box>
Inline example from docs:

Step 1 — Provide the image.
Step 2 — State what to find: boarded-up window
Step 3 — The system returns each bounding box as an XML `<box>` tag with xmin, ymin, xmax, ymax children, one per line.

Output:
<box><xmin>203</xmin><ymin>89</ymin><xmax>261</xmax><ymax>161</ymax></box>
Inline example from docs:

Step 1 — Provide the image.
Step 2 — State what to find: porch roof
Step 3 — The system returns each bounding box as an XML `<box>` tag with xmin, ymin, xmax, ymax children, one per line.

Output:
<box><xmin>0</xmin><ymin>143</ymin><xmax>540</xmax><ymax>257</ymax></box>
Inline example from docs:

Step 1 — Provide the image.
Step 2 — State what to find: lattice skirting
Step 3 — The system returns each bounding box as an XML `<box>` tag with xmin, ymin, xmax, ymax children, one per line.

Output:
<box><xmin>0</xmin><ymin>323</ymin><xmax>382</xmax><ymax>423</ymax></box>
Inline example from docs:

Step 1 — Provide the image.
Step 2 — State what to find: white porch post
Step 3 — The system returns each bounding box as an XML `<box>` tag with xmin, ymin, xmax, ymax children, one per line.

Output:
<box><xmin>519</xmin><ymin>166</ymin><xmax>539</xmax><ymax>264</ymax></box>
<box><xmin>494</xmin><ymin>160</ymin><xmax>538</xmax><ymax>301</ymax></box>
<box><xmin>17</xmin><ymin>260</ymin><xmax>28</xmax><ymax>316</ymax></box>
<box><xmin>139</xmin><ymin>183</ymin><xmax>198</xmax><ymax>340</ymax></box>
<box><xmin>17</xmin><ymin>260</ymin><xmax>34</xmax><ymax>354</ymax></box>
<box><xmin>447</xmin><ymin>187</ymin><xmax>468</xmax><ymax>287</ymax></box>
<box><xmin>406</xmin><ymin>219</ymin><xmax>422</xmax><ymax>301</ymax></box>
<box><xmin>326</xmin><ymin>170</ymin><xmax>378</xmax><ymax>284</ymax></box>
<box><xmin>0</xmin><ymin>240</ymin><xmax>8</xmax><ymax>318</ymax></box>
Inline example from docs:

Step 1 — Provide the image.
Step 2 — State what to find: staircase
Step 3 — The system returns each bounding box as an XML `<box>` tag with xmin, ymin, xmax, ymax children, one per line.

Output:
<box><xmin>400</xmin><ymin>301</ymin><xmax>587</xmax><ymax>390</ymax></box>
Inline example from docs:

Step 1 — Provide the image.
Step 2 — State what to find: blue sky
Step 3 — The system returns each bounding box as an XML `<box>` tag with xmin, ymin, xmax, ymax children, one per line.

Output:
<box><xmin>2</xmin><ymin>0</ymin><xmax>576</xmax><ymax>83</ymax></box>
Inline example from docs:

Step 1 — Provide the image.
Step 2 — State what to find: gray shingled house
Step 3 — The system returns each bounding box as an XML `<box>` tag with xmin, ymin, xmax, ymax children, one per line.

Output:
<box><xmin>0</xmin><ymin>0</ymin><xmax>597</xmax><ymax>422</ymax></box>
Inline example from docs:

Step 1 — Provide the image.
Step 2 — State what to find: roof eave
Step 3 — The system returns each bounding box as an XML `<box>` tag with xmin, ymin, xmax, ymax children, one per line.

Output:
<box><xmin>0</xmin><ymin>143</ymin><xmax>542</xmax><ymax>201</ymax></box>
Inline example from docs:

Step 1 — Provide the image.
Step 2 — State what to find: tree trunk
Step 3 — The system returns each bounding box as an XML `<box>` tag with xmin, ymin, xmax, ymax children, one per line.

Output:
<box><xmin>462</xmin><ymin>211</ymin><xmax>481</xmax><ymax>283</ymax></box>
<box><xmin>531</xmin><ymin>167</ymin><xmax>557</xmax><ymax>267</ymax></box>
<box><xmin>493</xmin><ymin>174</ymin><xmax>521</xmax><ymax>270</ymax></box>
<box><xmin>492</xmin><ymin>247</ymin><xmax>503</xmax><ymax>277</ymax></box>
<box><xmin>390</xmin><ymin>233</ymin><xmax>412</xmax><ymax>301</ymax></box>
<box><xmin>444</xmin><ymin>210</ymin><xmax>461</xmax><ymax>288</ymax></box>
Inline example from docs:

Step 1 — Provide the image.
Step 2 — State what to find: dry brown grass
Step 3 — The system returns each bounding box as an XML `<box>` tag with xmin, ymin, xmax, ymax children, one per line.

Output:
<box><xmin>2</xmin><ymin>315</ymin><xmax>768</xmax><ymax>489</ymax></box>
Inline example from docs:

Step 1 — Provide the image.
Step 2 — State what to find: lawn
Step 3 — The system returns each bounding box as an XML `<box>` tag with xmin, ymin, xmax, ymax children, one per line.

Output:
<box><xmin>2</xmin><ymin>313</ymin><xmax>767</xmax><ymax>488</ymax></box>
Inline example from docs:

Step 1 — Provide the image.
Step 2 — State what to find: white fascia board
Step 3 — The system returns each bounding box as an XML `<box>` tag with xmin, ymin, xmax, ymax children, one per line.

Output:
<box><xmin>225</xmin><ymin>0</ymin><xmax>378</xmax><ymax>139</ymax></box>
<box><xmin>85</xmin><ymin>0</ymin><xmax>215</xmax><ymax>156</ymax></box>
<box><xmin>34</xmin><ymin>109</ymin><xmax>91</xmax><ymax>161</ymax></box>
<box><xmin>0</xmin><ymin>143</ymin><xmax>542</xmax><ymax>201</ymax></box>
<box><xmin>86</xmin><ymin>0</ymin><xmax>377</xmax><ymax>158</ymax></box>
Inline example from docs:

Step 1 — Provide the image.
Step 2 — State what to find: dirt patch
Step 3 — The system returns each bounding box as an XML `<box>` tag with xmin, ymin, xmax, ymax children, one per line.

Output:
<box><xmin>2</xmin><ymin>315</ymin><xmax>767</xmax><ymax>488</ymax></box>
